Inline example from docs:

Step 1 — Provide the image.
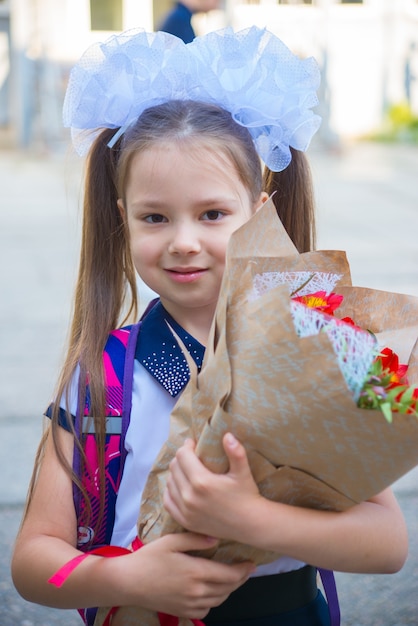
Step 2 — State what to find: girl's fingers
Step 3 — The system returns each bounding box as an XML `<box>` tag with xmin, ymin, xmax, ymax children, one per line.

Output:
<box><xmin>163</xmin><ymin>531</ymin><xmax>218</xmax><ymax>552</ymax></box>
<box><xmin>170</xmin><ymin>438</ymin><xmax>202</xmax><ymax>477</ymax></box>
<box><xmin>162</xmin><ymin>532</ymin><xmax>255</xmax><ymax>583</ymax></box>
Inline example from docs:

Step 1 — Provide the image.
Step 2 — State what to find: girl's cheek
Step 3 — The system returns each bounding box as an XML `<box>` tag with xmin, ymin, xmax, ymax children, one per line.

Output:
<box><xmin>134</xmin><ymin>241</ymin><xmax>160</xmax><ymax>265</ymax></box>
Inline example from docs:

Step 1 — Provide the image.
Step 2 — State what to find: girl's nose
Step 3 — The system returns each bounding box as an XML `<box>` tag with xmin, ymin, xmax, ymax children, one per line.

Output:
<box><xmin>168</xmin><ymin>223</ymin><xmax>202</xmax><ymax>255</ymax></box>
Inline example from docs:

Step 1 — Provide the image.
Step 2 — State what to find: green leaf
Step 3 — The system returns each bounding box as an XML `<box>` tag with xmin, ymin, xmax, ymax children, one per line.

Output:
<box><xmin>400</xmin><ymin>385</ymin><xmax>415</xmax><ymax>404</ymax></box>
<box><xmin>380</xmin><ymin>402</ymin><xmax>393</xmax><ymax>423</ymax></box>
<box><xmin>386</xmin><ymin>386</ymin><xmax>407</xmax><ymax>402</ymax></box>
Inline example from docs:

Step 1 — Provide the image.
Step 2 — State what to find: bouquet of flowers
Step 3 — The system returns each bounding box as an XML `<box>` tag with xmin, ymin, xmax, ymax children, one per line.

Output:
<box><xmin>95</xmin><ymin>199</ymin><xmax>418</xmax><ymax>626</ymax></box>
<box><xmin>290</xmin><ymin>285</ymin><xmax>417</xmax><ymax>422</ymax></box>
<box><xmin>138</xmin><ymin>198</ymin><xmax>418</xmax><ymax>559</ymax></box>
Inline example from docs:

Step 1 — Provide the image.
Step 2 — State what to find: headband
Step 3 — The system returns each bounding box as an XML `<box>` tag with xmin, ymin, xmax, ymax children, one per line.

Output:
<box><xmin>63</xmin><ymin>26</ymin><xmax>321</xmax><ymax>171</ymax></box>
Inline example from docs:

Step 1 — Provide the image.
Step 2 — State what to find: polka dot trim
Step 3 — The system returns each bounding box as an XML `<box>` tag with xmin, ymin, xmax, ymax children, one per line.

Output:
<box><xmin>136</xmin><ymin>301</ymin><xmax>204</xmax><ymax>397</ymax></box>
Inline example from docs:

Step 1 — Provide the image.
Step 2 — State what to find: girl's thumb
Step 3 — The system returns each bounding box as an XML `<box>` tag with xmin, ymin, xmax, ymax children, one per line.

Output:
<box><xmin>223</xmin><ymin>433</ymin><xmax>249</xmax><ymax>474</ymax></box>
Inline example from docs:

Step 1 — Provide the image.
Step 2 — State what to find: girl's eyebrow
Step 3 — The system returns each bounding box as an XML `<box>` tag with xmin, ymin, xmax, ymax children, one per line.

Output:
<box><xmin>194</xmin><ymin>197</ymin><xmax>240</xmax><ymax>207</ymax></box>
<box><xmin>131</xmin><ymin>197</ymin><xmax>240</xmax><ymax>210</ymax></box>
<box><xmin>130</xmin><ymin>199</ymin><xmax>167</xmax><ymax>210</ymax></box>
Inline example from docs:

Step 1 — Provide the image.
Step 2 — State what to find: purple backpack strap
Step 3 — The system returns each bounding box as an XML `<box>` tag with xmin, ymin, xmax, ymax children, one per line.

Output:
<box><xmin>318</xmin><ymin>567</ymin><xmax>340</xmax><ymax>626</ymax></box>
<box><xmin>120</xmin><ymin>320</ymin><xmax>141</xmax><ymax>468</ymax></box>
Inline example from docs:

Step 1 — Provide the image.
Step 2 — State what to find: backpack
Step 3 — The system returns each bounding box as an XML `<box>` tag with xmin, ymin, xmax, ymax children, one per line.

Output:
<box><xmin>73</xmin><ymin>320</ymin><xmax>141</xmax><ymax>626</ymax></box>
<box><xmin>73</xmin><ymin>317</ymin><xmax>340</xmax><ymax>626</ymax></box>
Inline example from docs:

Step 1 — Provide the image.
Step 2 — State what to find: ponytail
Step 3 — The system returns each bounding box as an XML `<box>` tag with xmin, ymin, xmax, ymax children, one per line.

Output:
<box><xmin>67</xmin><ymin>128</ymin><xmax>137</xmax><ymax>418</ymax></box>
<box><xmin>42</xmin><ymin>129</ymin><xmax>138</xmax><ymax>532</ymax></box>
<box><xmin>263</xmin><ymin>148</ymin><xmax>316</xmax><ymax>253</ymax></box>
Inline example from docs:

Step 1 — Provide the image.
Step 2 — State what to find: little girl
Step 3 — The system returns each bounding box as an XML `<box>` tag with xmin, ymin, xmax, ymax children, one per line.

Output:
<box><xmin>11</xmin><ymin>26</ymin><xmax>407</xmax><ymax>626</ymax></box>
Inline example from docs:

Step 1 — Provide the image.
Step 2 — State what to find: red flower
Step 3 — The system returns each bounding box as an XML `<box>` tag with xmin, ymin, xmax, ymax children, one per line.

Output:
<box><xmin>338</xmin><ymin>316</ymin><xmax>363</xmax><ymax>330</ymax></box>
<box><xmin>379</xmin><ymin>347</ymin><xmax>409</xmax><ymax>385</ymax></box>
<box><xmin>292</xmin><ymin>291</ymin><xmax>344</xmax><ymax>316</ymax></box>
<box><xmin>340</xmin><ymin>316</ymin><xmax>355</xmax><ymax>326</ymax></box>
<box><xmin>288</xmin><ymin>283</ymin><xmax>418</xmax><ymax>421</ymax></box>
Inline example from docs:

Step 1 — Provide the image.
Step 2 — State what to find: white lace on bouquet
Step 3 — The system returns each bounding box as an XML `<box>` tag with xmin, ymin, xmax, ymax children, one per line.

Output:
<box><xmin>63</xmin><ymin>26</ymin><xmax>321</xmax><ymax>170</ymax></box>
<box><xmin>290</xmin><ymin>301</ymin><xmax>377</xmax><ymax>401</ymax></box>
<box><xmin>252</xmin><ymin>271</ymin><xmax>343</xmax><ymax>300</ymax></box>
<box><xmin>250</xmin><ymin>271</ymin><xmax>377</xmax><ymax>400</ymax></box>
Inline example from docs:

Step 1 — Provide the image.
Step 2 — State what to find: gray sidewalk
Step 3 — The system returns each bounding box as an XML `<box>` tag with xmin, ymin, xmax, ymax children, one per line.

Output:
<box><xmin>1</xmin><ymin>140</ymin><xmax>418</xmax><ymax>625</ymax></box>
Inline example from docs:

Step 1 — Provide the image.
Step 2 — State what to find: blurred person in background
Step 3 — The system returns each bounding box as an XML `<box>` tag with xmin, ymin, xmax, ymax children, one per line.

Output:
<box><xmin>157</xmin><ymin>0</ymin><xmax>221</xmax><ymax>43</ymax></box>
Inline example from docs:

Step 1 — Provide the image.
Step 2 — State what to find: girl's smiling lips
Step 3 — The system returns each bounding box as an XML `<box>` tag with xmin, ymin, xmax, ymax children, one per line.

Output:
<box><xmin>165</xmin><ymin>266</ymin><xmax>207</xmax><ymax>283</ymax></box>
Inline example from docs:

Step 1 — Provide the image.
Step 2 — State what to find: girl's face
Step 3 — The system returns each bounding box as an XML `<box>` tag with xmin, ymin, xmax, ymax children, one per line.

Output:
<box><xmin>119</xmin><ymin>141</ymin><xmax>266</xmax><ymax>337</ymax></box>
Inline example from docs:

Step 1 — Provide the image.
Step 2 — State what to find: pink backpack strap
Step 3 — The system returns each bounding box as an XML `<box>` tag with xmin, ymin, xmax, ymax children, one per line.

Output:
<box><xmin>74</xmin><ymin>321</ymin><xmax>141</xmax><ymax>552</ymax></box>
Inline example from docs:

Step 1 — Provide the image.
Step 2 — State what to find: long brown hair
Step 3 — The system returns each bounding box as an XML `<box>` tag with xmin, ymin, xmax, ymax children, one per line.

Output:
<box><xmin>27</xmin><ymin>100</ymin><xmax>316</xmax><ymax>528</ymax></box>
<box><xmin>263</xmin><ymin>147</ymin><xmax>316</xmax><ymax>253</ymax></box>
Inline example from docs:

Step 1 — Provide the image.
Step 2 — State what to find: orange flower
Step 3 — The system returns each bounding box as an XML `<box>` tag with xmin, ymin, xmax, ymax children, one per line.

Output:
<box><xmin>292</xmin><ymin>291</ymin><xmax>344</xmax><ymax>316</ymax></box>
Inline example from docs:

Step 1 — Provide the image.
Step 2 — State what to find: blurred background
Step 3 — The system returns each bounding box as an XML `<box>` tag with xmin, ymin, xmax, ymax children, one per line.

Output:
<box><xmin>1</xmin><ymin>0</ymin><xmax>418</xmax><ymax>150</ymax></box>
<box><xmin>1</xmin><ymin>1</ymin><xmax>418</xmax><ymax>625</ymax></box>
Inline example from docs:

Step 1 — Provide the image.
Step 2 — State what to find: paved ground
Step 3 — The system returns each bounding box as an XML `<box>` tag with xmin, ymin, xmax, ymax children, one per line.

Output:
<box><xmin>1</xmin><ymin>138</ymin><xmax>417</xmax><ymax>625</ymax></box>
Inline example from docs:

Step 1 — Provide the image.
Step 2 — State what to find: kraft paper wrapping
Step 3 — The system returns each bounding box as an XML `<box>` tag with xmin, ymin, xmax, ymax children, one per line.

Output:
<box><xmin>96</xmin><ymin>199</ymin><xmax>418</xmax><ymax>626</ymax></box>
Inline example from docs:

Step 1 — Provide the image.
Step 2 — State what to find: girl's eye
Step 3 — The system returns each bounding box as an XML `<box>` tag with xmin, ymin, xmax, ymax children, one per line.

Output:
<box><xmin>144</xmin><ymin>214</ymin><xmax>167</xmax><ymax>224</ymax></box>
<box><xmin>202</xmin><ymin>210</ymin><xmax>224</xmax><ymax>221</ymax></box>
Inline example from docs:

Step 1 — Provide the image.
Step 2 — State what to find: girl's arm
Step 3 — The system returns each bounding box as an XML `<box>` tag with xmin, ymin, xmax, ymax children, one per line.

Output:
<box><xmin>11</xmin><ymin>427</ymin><xmax>254</xmax><ymax>618</ymax></box>
<box><xmin>164</xmin><ymin>433</ymin><xmax>408</xmax><ymax>574</ymax></box>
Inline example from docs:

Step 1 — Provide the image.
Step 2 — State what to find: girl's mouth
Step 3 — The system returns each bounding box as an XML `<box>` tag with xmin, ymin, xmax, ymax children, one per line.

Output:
<box><xmin>166</xmin><ymin>267</ymin><xmax>207</xmax><ymax>283</ymax></box>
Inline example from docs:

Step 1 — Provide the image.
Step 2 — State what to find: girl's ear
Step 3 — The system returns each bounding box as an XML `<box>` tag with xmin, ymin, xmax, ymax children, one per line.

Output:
<box><xmin>117</xmin><ymin>199</ymin><xmax>126</xmax><ymax>220</ymax></box>
<box><xmin>255</xmin><ymin>191</ymin><xmax>269</xmax><ymax>212</ymax></box>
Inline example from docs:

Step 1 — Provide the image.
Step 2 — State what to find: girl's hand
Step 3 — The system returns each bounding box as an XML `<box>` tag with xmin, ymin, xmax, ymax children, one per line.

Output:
<box><xmin>163</xmin><ymin>433</ymin><xmax>261</xmax><ymax>541</ymax></box>
<box><xmin>114</xmin><ymin>532</ymin><xmax>254</xmax><ymax>619</ymax></box>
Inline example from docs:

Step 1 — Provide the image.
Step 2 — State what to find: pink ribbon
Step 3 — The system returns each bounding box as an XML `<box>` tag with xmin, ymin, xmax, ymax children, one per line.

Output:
<box><xmin>48</xmin><ymin>537</ymin><xmax>205</xmax><ymax>626</ymax></box>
